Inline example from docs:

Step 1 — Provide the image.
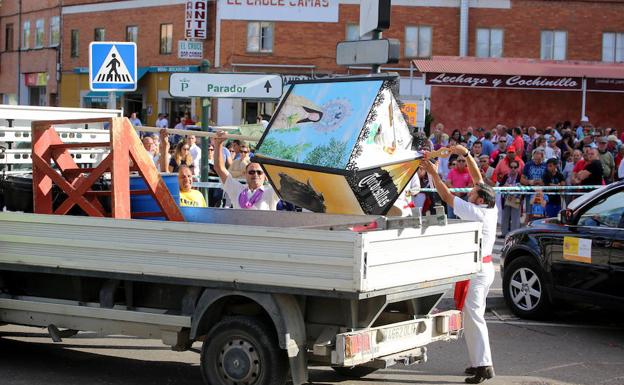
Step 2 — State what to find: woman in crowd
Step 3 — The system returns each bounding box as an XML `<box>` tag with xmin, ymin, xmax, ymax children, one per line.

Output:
<box><xmin>168</xmin><ymin>141</ymin><xmax>194</xmax><ymax>173</ymax></box>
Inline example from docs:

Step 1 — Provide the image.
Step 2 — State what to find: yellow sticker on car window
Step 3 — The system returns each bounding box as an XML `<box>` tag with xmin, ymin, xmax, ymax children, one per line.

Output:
<box><xmin>563</xmin><ymin>236</ymin><xmax>592</xmax><ymax>263</ymax></box>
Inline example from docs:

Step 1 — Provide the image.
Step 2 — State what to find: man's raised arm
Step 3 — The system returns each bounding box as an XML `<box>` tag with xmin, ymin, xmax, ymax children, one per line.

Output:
<box><xmin>213</xmin><ymin>131</ymin><xmax>230</xmax><ymax>183</ymax></box>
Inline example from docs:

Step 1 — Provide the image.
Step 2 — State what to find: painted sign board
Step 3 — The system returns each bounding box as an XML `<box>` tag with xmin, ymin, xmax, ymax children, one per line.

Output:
<box><xmin>218</xmin><ymin>0</ymin><xmax>338</xmax><ymax>22</ymax></box>
<box><xmin>169</xmin><ymin>73</ymin><xmax>283</xmax><ymax>99</ymax></box>
<box><xmin>89</xmin><ymin>42</ymin><xmax>137</xmax><ymax>91</ymax></box>
<box><xmin>425</xmin><ymin>72</ymin><xmax>582</xmax><ymax>91</ymax></box>
<box><xmin>178</xmin><ymin>40</ymin><xmax>203</xmax><ymax>59</ymax></box>
<box><xmin>185</xmin><ymin>0</ymin><xmax>208</xmax><ymax>39</ymax></box>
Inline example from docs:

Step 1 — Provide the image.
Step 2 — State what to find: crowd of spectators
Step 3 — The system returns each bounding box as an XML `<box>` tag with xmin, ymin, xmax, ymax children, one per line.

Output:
<box><xmin>416</xmin><ymin>118</ymin><xmax>623</xmax><ymax>236</ymax></box>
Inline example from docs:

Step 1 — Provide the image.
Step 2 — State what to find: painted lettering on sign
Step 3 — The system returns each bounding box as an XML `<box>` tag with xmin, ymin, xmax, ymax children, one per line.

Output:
<box><xmin>358</xmin><ymin>173</ymin><xmax>391</xmax><ymax>207</ymax></box>
<box><xmin>185</xmin><ymin>0</ymin><xmax>208</xmax><ymax>39</ymax></box>
<box><xmin>426</xmin><ymin>72</ymin><xmax>582</xmax><ymax>90</ymax></box>
<box><xmin>219</xmin><ymin>0</ymin><xmax>338</xmax><ymax>22</ymax></box>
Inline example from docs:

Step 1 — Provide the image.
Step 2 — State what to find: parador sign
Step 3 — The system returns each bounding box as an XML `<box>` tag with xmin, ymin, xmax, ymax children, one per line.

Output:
<box><xmin>425</xmin><ymin>72</ymin><xmax>582</xmax><ymax>90</ymax></box>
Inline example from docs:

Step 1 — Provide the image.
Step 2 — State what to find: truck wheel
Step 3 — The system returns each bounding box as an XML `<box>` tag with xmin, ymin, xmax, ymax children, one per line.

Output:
<box><xmin>200</xmin><ymin>316</ymin><xmax>288</xmax><ymax>385</ymax></box>
<box><xmin>503</xmin><ymin>256</ymin><xmax>551</xmax><ymax>319</ymax></box>
<box><xmin>332</xmin><ymin>366</ymin><xmax>379</xmax><ymax>378</ymax></box>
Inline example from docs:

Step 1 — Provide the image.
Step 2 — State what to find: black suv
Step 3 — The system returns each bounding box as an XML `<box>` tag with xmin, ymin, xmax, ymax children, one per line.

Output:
<box><xmin>500</xmin><ymin>181</ymin><xmax>624</xmax><ymax>319</ymax></box>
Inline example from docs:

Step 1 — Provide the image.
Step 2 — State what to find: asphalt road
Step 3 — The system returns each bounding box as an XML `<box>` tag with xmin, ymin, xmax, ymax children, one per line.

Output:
<box><xmin>1</xmin><ymin>240</ymin><xmax>623</xmax><ymax>385</ymax></box>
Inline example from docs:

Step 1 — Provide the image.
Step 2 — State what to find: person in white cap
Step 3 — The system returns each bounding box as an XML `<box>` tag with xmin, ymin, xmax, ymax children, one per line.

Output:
<box><xmin>421</xmin><ymin>144</ymin><xmax>497</xmax><ymax>384</ymax></box>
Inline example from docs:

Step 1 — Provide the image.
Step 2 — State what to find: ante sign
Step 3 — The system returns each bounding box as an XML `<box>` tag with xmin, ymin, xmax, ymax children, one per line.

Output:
<box><xmin>185</xmin><ymin>0</ymin><xmax>208</xmax><ymax>39</ymax></box>
<box><xmin>425</xmin><ymin>72</ymin><xmax>582</xmax><ymax>90</ymax></box>
<box><xmin>218</xmin><ymin>0</ymin><xmax>338</xmax><ymax>22</ymax></box>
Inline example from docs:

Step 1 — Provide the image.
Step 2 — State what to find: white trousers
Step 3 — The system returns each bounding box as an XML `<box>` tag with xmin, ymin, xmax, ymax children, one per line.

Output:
<box><xmin>464</xmin><ymin>262</ymin><xmax>495</xmax><ymax>367</ymax></box>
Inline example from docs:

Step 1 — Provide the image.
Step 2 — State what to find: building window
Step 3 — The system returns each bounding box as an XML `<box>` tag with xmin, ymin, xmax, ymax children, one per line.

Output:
<box><xmin>35</xmin><ymin>19</ymin><xmax>44</xmax><ymax>48</ymax></box>
<box><xmin>71</xmin><ymin>29</ymin><xmax>79</xmax><ymax>57</ymax></box>
<box><xmin>541</xmin><ymin>30</ymin><xmax>567</xmax><ymax>60</ymax></box>
<box><xmin>603</xmin><ymin>32</ymin><xmax>624</xmax><ymax>62</ymax></box>
<box><xmin>247</xmin><ymin>22</ymin><xmax>273</xmax><ymax>53</ymax></box>
<box><xmin>476</xmin><ymin>28</ymin><xmax>503</xmax><ymax>58</ymax></box>
<box><xmin>5</xmin><ymin>23</ymin><xmax>14</xmax><ymax>51</ymax></box>
<box><xmin>346</xmin><ymin>24</ymin><xmax>372</xmax><ymax>41</ymax></box>
<box><xmin>405</xmin><ymin>26</ymin><xmax>432</xmax><ymax>58</ymax></box>
<box><xmin>50</xmin><ymin>16</ymin><xmax>60</xmax><ymax>47</ymax></box>
<box><xmin>94</xmin><ymin>28</ymin><xmax>105</xmax><ymax>42</ymax></box>
<box><xmin>160</xmin><ymin>24</ymin><xmax>173</xmax><ymax>54</ymax></box>
<box><xmin>22</xmin><ymin>20</ymin><xmax>30</xmax><ymax>50</ymax></box>
<box><xmin>126</xmin><ymin>25</ymin><xmax>138</xmax><ymax>43</ymax></box>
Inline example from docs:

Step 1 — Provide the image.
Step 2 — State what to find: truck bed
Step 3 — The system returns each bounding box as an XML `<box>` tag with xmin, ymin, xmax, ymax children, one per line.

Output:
<box><xmin>0</xmin><ymin>210</ymin><xmax>482</xmax><ymax>299</ymax></box>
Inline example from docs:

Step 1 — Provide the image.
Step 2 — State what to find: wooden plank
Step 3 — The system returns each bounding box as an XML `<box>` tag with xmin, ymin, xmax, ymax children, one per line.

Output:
<box><xmin>110</xmin><ymin>117</ymin><xmax>131</xmax><ymax>219</ymax></box>
<box><xmin>139</xmin><ymin>125</ymin><xmax>259</xmax><ymax>142</ymax></box>
<box><xmin>31</xmin><ymin>124</ymin><xmax>54</xmax><ymax>214</ymax></box>
<box><xmin>49</xmin><ymin>142</ymin><xmax>110</xmax><ymax>149</ymax></box>
<box><xmin>53</xmin><ymin>156</ymin><xmax>112</xmax><ymax>215</ymax></box>
<box><xmin>126</xmin><ymin>119</ymin><xmax>184</xmax><ymax>222</ymax></box>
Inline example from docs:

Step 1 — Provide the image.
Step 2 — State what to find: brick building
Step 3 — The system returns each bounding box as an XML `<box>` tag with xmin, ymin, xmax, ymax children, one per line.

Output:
<box><xmin>2</xmin><ymin>0</ymin><xmax>624</xmax><ymax>127</ymax></box>
<box><xmin>0</xmin><ymin>1</ymin><xmax>62</xmax><ymax>106</ymax></box>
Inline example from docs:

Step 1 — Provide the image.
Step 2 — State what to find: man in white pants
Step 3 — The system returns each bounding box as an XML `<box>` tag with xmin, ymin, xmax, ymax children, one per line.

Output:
<box><xmin>421</xmin><ymin>145</ymin><xmax>497</xmax><ymax>384</ymax></box>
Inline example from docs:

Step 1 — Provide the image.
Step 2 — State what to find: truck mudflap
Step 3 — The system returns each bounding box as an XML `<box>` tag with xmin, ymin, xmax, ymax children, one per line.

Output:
<box><xmin>332</xmin><ymin>310</ymin><xmax>462</xmax><ymax>367</ymax></box>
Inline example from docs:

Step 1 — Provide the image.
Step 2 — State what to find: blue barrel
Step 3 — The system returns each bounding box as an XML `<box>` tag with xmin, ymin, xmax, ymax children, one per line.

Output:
<box><xmin>130</xmin><ymin>173</ymin><xmax>180</xmax><ymax>220</ymax></box>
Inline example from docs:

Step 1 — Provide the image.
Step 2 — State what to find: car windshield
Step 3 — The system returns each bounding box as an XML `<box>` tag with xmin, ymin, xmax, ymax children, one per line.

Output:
<box><xmin>568</xmin><ymin>185</ymin><xmax>610</xmax><ymax>211</ymax></box>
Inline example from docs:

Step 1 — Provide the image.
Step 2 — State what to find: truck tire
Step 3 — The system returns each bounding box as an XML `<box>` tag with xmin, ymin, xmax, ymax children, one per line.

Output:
<box><xmin>332</xmin><ymin>366</ymin><xmax>379</xmax><ymax>378</ymax></box>
<box><xmin>200</xmin><ymin>316</ymin><xmax>288</xmax><ymax>385</ymax></box>
<box><xmin>503</xmin><ymin>256</ymin><xmax>551</xmax><ymax>319</ymax></box>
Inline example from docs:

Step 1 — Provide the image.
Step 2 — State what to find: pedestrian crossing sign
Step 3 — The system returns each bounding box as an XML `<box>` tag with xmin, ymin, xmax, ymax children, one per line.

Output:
<box><xmin>89</xmin><ymin>42</ymin><xmax>137</xmax><ymax>91</ymax></box>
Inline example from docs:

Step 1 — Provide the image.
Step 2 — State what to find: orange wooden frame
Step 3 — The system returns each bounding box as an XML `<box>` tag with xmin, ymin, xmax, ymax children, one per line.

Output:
<box><xmin>31</xmin><ymin>117</ymin><xmax>184</xmax><ymax>221</ymax></box>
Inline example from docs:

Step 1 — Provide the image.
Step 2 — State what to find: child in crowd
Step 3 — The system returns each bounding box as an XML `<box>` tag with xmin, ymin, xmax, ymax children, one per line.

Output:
<box><xmin>528</xmin><ymin>190</ymin><xmax>548</xmax><ymax>221</ymax></box>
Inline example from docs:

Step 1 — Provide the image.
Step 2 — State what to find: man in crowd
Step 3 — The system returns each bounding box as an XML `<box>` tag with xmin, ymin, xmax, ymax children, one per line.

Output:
<box><xmin>213</xmin><ymin>131</ymin><xmax>279</xmax><ymax>210</ymax></box>
<box><xmin>489</xmin><ymin>136</ymin><xmax>509</xmax><ymax>168</ymax></box>
<box><xmin>471</xmin><ymin>141</ymin><xmax>483</xmax><ymax>159</ymax></box>
<box><xmin>186</xmin><ymin>134</ymin><xmax>202</xmax><ymax>177</ymax></box>
<box><xmin>178</xmin><ymin>164</ymin><xmax>207</xmax><ymax>207</ymax></box>
<box><xmin>597</xmin><ymin>137</ymin><xmax>615</xmax><ymax>184</ymax></box>
<box><xmin>480</xmin><ymin>131</ymin><xmax>495</xmax><ymax>157</ymax></box>
<box><xmin>574</xmin><ymin>148</ymin><xmax>604</xmax><ymax>186</ymax></box>
<box><xmin>478</xmin><ymin>155</ymin><xmax>496</xmax><ymax>186</ymax></box>
<box><xmin>521</xmin><ymin>149</ymin><xmax>546</xmax><ymax>188</ymax></box>
<box><xmin>492</xmin><ymin>145</ymin><xmax>524</xmax><ymax>186</ymax></box>
<box><xmin>445</xmin><ymin>154</ymin><xmax>473</xmax><ymax>219</ymax></box>
<box><xmin>542</xmin><ymin>158</ymin><xmax>566</xmax><ymax>217</ymax></box>
<box><xmin>422</xmin><ymin>145</ymin><xmax>497</xmax><ymax>384</ymax></box>
<box><xmin>511</xmin><ymin>127</ymin><xmax>525</xmax><ymax>160</ymax></box>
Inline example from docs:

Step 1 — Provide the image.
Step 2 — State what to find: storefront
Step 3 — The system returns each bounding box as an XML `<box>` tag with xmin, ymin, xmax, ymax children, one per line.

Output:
<box><xmin>412</xmin><ymin>57</ymin><xmax>624</xmax><ymax>130</ymax></box>
<box><xmin>24</xmin><ymin>72</ymin><xmax>50</xmax><ymax>106</ymax></box>
<box><xmin>60</xmin><ymin>65</ymin><xmax>201</xmax><ymax>126</ymax></box>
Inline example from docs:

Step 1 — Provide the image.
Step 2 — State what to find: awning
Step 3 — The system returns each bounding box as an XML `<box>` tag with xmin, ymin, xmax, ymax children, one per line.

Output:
<box><xmin>83</xmin><ymin>91</ymin><xmax>121</xmax><ymax>103</ymax></box>
<box><xmin>412</xmin><ymin>56</ymin><xmax>624</xmax><ymax>92</ymax></box>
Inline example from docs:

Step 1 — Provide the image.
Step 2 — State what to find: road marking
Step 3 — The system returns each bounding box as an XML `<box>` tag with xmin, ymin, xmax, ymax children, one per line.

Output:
<box><xmin>486</xmin><ymin>319</ymin><xmax>624</xmax><ymax>330</ymax></box>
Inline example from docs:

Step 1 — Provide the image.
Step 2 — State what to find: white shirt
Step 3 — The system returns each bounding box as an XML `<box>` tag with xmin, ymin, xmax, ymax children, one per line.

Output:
<box><xmin>453</xmin><ymin>196</ymin><xmax>498</xmax><ymax>257</ymax></box>
<box><xmin>618</xmin><ymin>159</ymin><xmax>624</xmax><ymax>180</ymax></box>
<box><xmin>223</xmin><ymin>175</ymin><xmax>279</xmax><ymax>210</ymax></box>
<box><xmin>156</xmin><ymin>118</ymin><xmax>169</xmax><ymax>128</ymax></box>
<box><xmin>189</xmin><ymin>143</ymin><xmax>201</xmax><ymax>175</ymax></box>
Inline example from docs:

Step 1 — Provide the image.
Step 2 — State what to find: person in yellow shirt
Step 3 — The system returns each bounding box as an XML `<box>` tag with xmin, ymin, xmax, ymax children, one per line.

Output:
<box><xmin>178</xmin><ymin>164</ymin><xmax>207</xmax><ymax>207</ymax></box>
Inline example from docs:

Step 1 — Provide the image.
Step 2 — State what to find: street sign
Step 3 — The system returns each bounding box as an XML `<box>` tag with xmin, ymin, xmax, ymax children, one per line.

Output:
<box><xmin>178</xmin><ymin>40</ymin><xmax>203</xmax><ymax>59</ymax></box>
<box><xmin>89</xmin><ymin>42</ymin><xmax>137</xmax><ymax>91</ymax></box>
<box><xmin>336</xmin><ymin>39</ymin><xmax>400</xmax><ymax>66</ymax></box>
<box><xmin>169</xmin><ymin>73</ymin><xmax>283</xmax><ymax>99</ymax></box>
<box><xmin>359</xmin><ymin>0</ymin><xmax>391</xmax><ymax>37</ymax></box>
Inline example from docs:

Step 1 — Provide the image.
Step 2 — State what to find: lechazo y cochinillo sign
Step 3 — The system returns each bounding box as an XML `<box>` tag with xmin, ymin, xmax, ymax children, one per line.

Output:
<box><xmin>425</xmin><ymin>72</ymin><xmax>582</xmax><ymax>91</ymax></box>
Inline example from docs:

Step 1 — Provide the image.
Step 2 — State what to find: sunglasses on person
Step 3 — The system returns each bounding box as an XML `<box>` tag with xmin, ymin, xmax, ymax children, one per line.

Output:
<box><xmin>510</xmin><ymin>166</ymin><xmax>519</xmax><ymax>169</ymax></box>
<box><xmin>248</xmin><ymin>170</ymin><xmax>264</xmax><ymax>176</ymax></box>
<box><xmin>208</xmin><ymin>147</ymin><xmax>214</xmax><ymax>151</ymax></box>
<box><xmin>240</xmin><ymin>150</ymin><xmax>250</xmax><ymax>154</ymax></box>
<box><xmin>457</xmin><ymin>159</ymin><xmax>466</xmax><ymax>163</ymax></box>
<box><xmin>182</xmin><ymin>146</ymin><xmax>190</xmax><ymax>150</ymax></box>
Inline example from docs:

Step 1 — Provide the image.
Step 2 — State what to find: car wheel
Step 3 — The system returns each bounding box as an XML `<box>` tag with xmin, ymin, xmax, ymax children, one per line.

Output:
<box><xmin>503</xmin><ymin>256</ymin><xmax>551</xmax><ymax>319</ymax></box>
<box><xmin>200</xmin><ymin>316</ymin><xmax>288</xmax><ymax>385</ymax></box>
<box><xmin>332</xmin><ymin>366</ymin><xmax>379</xmax><ymax>378</ymax></box>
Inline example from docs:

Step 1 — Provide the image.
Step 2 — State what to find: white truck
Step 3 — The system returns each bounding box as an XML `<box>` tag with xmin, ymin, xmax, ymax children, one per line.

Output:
<box><xmin>0</xmin><ymin>208</ymin><xmax>482</xmax><ymax>385</ymax></box>
<box><xmin>0</xmin><ymin>105</ymin><xmax>483</xmax><ymax>385</ymax></box>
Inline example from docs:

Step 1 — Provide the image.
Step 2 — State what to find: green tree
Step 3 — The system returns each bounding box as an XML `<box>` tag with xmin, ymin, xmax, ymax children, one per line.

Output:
<box><xmin>259</xmin><ymin>137</ymin><xmax>309</xmax><ymax>162</ymax></box>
